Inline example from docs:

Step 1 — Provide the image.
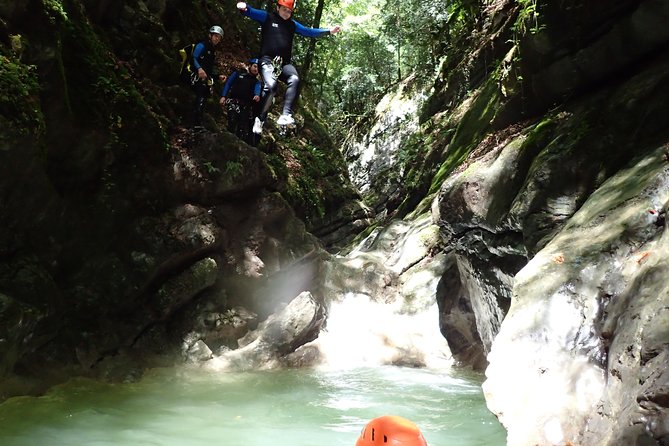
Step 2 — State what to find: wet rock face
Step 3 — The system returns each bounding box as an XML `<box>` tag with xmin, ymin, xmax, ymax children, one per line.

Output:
<box><xmin>341</xmin><ymin>80</ymin><xmax>424</xmax><ymax>216</ymax></box>
<box><xmin>211</xmin><ymin>291</ymin><xmax>324</xmax><ymax>370</ymax></box>
<box><xmin>484</xmin><ymin>146</ymin><xmax>669</xmax><ymax>446</ymax></box>
<box><xmin>522</xmin><ymin>0</ymin><xmax>669</xmax><ymax>112</ymax></box>
<box><xmin>421</xmin><ymin>2</ymin><xmax>669</xmax><ymax>442</ymax></box>
<box><xmin>431</xmin><ymin>84</ymin><xmax>669</xmax><ymax>444</ymax></box>
<box><xmin>0</xmin><ymin>124</ymin><xmax>324</xmax><ymax>399</ymax></box>
<box><xmin>436</xmin><ymin>250</ymin><xmax>517</xmax><ymax>371</ymax></box>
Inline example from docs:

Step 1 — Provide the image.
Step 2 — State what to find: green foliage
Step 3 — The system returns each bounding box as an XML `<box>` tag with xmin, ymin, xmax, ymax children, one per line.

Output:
<box><xmin>307</xmin><ymin>0</ymin><xmax>483</xmax><ymax>136</ymax></box>
<box><xmin>0</xmin><ymin>54</ymin><xmax>45</xmax><ymax>141</ymax></box>
<box><xmin>514</xmin><ymin>0</ymin><xmax>541</xmax><ymax>36</ymax></box>
<box><xmin>446</xmin><ymin>0</ymin><xmax>482</xmax><ymax>30</ymax></box>
<box><xmin>267</xmin><ymin>133</ymin><xmax>352</xmax><ymax>224</ymax></box>
<box><xmin>41</xmin><ymin>0</ymin><xmax>68</xmax><ymax>24</ymax></box>
<box><xmin>264</xmin><ymin>151</ymin><xmax>290</xmax><ymax>182</ymax></box>
<box><xmin>306</xmin><ymin>0</ymin><xmax>397</xmax><ymax>129</ymax></box>
<box><xmin>379</xmin><ymin>0</ymin><xmax>450</xmax><ymax>78</ymax></box>
<box><xmin>306</xmin><ymin>144</ymin><xmax>328</xmax><ymax>172</ymax></box>
<box><xmin>223</xmin><ymin>160</ymin><xmax>242</xmax><ymax>177</ymax></box>
<box><xmin>286</xmin><ymin>171</ymin><xmax>326</xmax><ymax>222</ymax></box>
<box><xmin>204</xmin><ymin>161</ymin><xmax>221</xmax><ymax>174</ymax></box>
<box><xmin>284</xmin><ymin>141</ymin><xmax>328</xmax><ymax>221</ymax></box>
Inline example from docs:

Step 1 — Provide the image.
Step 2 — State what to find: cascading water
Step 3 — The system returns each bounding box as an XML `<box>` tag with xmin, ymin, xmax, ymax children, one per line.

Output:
<box><xmin>313</xmin><ymin>293</ymin><xmax>452</xmax><ymax>370</ymax></box>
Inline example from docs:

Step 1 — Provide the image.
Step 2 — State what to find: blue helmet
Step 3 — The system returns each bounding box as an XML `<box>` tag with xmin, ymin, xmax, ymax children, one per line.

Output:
<box><xmin>249</xmin><ymin>58</ymin><xmax>259</xmax><ymax>65</ymax></box>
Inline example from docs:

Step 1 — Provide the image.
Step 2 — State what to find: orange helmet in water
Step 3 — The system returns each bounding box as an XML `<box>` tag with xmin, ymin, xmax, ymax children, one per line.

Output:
<box><xmin>356</xmin><ymin>416</ymin><xmax>428</xmax><ymax>446</ymax></box>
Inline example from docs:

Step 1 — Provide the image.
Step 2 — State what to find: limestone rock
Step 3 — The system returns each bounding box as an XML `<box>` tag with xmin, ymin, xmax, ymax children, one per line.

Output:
<box><xmin>212</xmin><ymin>291</ymin><xmax>324</xmax><ymax>370</ymax></box>
<box><xmin>484</xmin><ymin>146</ymin><xmax>669</xmax><ymax>446</ymax></box>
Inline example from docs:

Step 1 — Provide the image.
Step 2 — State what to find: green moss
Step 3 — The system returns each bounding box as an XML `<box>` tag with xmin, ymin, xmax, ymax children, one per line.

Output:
<box><xmin>524</xmin><ymin>115</ymin><xmax>555</xmax><ymax>145</ymax></box>
<box><xmin>388</xmin><ymin>130</ymin><xmax>433</xmax><ymax>199</ymax></box>
<box><xmin>284</xmin><ymin>140</ymin><xmax>327</xmax><ymax>221</ymax></box>
<box><xmin>286</xmin><ymin>172</ymin><xmax>326</xmax><ymax>223</ymax></box>
<box><xmin>57</xmin><ymin>6</ymin><xmax>168</xmax><ymax>151</ymax></box>
<box><xmin>429</xmin><ymin>79</ymin><xmax>503</xmax><ymax>193</ymax></box>
<box><xmin>345</xmin><ymin>222</ymin><xmax>379</xmax><ymax>249</ymax></box>
<box><xmin>264</xmin><ymin>108</ymin><xmax>356</xmax><ymax>223</ymax></box>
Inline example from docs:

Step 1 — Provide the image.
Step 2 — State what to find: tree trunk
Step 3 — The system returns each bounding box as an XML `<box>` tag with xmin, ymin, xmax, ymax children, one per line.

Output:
<box><xmin>302</xmin><ymin>0</ymin><xmax>326</xmax><ymax>84</ymax></box>
<box><xmin>396</xmin><ymin>1</ymin><xmax>402</xmax><ymax>81</ymax></box>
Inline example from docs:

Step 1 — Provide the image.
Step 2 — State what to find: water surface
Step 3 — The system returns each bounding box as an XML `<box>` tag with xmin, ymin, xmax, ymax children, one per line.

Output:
<box><xmin>0</xmin><ymin>365</ymin><xmax>505</xmax><ymax>445</ymax></box>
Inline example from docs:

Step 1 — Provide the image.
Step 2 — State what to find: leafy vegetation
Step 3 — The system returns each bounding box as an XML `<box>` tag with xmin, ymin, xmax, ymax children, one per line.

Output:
<box><xmin>0</xmin><ymin>52</ymin><xmax>45</xmax><ymax>143</ymax></box>
<box><xmin>223</xmin><ymin>160</ymin><xmax>242</xmax><ymax>177</ymax></box>
<box><xmin>41</xmin><ymin>0</ymin><xmax>68</xmax><ymax>23</ymax></box>
<box><xmin>300</xmin><ymin>0</ymin><xmax>489</xmax><ymax>138</ymax></box>
<box><xmin>514</xmin><ymin>0</ymin><xmax>541</xmax><ymax>36</ymax></box>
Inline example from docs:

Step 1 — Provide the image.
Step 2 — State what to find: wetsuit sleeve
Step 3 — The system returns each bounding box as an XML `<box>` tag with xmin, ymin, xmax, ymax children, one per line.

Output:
<box><xmin>192</xmin><ymin>42</ymin><xmax>206</xmax><ymax>70</ymax></box>
<box><xmin>294</xmin><ymin>20</ymin><xmax>331</xmax><ymax>38</ymax></box>
<box><xmin>221</xmin><ymin>71</ymin><xmax>238</xmax><ymax>97</ymax></box>
<box><xmin>242</xmin><ymin>6</ymin><xmax>268</xmax><ymax>23</ymax></box>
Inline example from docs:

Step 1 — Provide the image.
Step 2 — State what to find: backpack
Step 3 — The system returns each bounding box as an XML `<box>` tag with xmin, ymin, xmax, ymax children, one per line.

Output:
<box><xmin>178</xmin><ymin>43</ymin><xmax>196</xmax><ymax>85</ymax></box>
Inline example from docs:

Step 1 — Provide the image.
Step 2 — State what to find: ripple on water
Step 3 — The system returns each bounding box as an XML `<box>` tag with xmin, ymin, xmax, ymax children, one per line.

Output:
<box><xmin>0</xmin><ymin>365</ymin><xmax>505</xmax><ymax>446</ymax></box>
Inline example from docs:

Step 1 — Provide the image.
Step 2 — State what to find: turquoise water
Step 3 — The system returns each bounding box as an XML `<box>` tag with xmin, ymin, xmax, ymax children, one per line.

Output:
<box><xmin>0</xmin><ymin>365</ymin><xmax>505</xmax><ymax>445</ymax></box>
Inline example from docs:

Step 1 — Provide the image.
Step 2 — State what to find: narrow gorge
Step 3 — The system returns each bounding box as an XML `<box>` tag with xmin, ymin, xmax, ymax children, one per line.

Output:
<box><xmin>1</xmin><ymin>0</ymin><xmax>668</xmax><ymax>445</ymax></box>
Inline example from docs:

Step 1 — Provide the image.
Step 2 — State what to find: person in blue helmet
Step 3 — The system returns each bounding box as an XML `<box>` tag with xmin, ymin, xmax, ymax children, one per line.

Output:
<box><xmin>220</xmin><ymin>58</ymin><xmax>262</xmax><ymax>144</ymax></box>
<box><xmin>236</xmin><ymin>0</ymin><xmax>341</xmax><ymax>134</ymax></box>
<box><xmin>190</xmin><ymin>25</ymin><xmax>225</xmax><ymax>128</ymax></box>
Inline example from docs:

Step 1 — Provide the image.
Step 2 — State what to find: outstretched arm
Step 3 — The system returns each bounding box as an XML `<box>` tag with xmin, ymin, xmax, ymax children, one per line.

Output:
<box><xmin>236</xmin><ymin>2</ymin><xmax>268</xmax><ymax>23</ymax></box>
<box><xmin>294</xmin><ymin>20</ymin><xmax>342</xmax><ymax>38</ymax></box>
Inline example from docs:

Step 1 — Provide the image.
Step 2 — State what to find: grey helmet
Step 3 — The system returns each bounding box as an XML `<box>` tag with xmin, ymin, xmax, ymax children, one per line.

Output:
<box><xmin>209</xmin><ymin>25</ymin><xmax>224</xmax><ymax>37</ymax></box>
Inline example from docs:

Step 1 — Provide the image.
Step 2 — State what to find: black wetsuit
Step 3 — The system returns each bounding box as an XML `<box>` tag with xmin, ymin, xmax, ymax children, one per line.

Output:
<box><xmin>221</xmin><ymin>69</ymin><xmax>262</xmax><ymax>143</ymax></box>
<box><xmin>241</xmin><ymin>6</ymin><xmax>330</xmax><ymax>120</ymax></box>
<box><xmin>191</xmin><ymin>39</ymin><xmax>216</xmax><ymax>126</ymax></box>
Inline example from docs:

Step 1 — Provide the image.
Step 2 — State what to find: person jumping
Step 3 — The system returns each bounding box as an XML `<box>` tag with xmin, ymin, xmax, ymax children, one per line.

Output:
<box><xmin>236</xmin><ymin>0</ymin><xmax>341</xmax><ymax>134</ymax></box>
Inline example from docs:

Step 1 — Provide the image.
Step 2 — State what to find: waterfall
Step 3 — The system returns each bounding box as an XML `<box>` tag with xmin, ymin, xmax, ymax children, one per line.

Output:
<box><xmin>312</xmin><ymin>213</ymin><xmax>452</xmax><ymax>370</ymax></box>
<box><xmin>315</xmin><ymin>293</ymin><xmax>451</xmax><ymax>370</ymax></box>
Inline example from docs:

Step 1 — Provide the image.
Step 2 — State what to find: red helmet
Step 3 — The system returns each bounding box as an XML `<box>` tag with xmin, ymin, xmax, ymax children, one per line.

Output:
<box><xmin>356</xmin><ymin>416</ymin><xmax>428</xmax><ymax>446</ymax></box>
<box><xmin>277</xmin><ymin>0</ymin><xmax>296</xmax><ymax>10</ymax></box>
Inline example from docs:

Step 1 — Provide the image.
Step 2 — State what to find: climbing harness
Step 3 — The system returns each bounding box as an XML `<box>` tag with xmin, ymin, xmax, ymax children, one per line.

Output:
<box><xmin>225</xmin><ymin>98</ymin><xmax>241</xmax><ymax>114</ymax></box>
<box><xmin>179</xmin><ymin>43</ymin><xmax>214</xmax><ymax>90</ymax></box>
<box><xmin>271</xmin><ymin>55</ymin><xmax>283</xmax><ymax>79</ymax></box>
